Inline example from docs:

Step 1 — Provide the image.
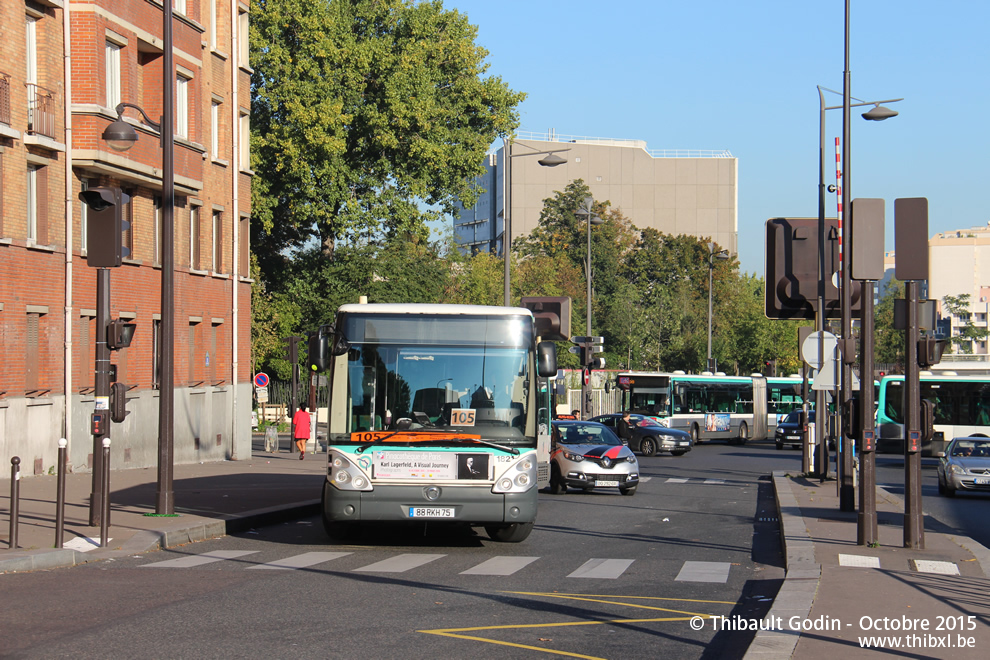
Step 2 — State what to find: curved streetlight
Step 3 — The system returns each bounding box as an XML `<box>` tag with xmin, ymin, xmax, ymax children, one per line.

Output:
<box><xmin>707</xmin><ymin>243</ymin><xmax>730</xmax><ymax>372</ymax></box>
<box><xmin>576</xmin><ymin>196</ymin><xmax>603</xmax><ymax>418</ymax></box>
<box><xmin>502</xmin><ymin>139</ymin><xmax>569</xmax><ymax>305</ymax></box>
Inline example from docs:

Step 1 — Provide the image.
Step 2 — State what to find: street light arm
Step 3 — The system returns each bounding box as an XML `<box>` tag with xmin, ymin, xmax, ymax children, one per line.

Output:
<box><xmin>113</xmin><ymin>102</ymin><xmax>161</xmax><ymax>131</ymax></box>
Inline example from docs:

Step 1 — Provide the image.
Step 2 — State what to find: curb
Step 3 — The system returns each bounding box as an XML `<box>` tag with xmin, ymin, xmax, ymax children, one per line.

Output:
<box><xmin>0</xmin><ymin>500</ymin><xmax>321</xmax><ymax>574</ymax></box>
<box><xmin>743</xmin><ymin>472</ymin><xmax>820</xmax><ymax>660</ymax></box>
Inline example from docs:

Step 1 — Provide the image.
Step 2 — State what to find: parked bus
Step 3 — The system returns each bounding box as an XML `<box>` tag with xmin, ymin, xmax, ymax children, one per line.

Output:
<box><xmin>311</xmin><ymin>303</ymin><xmax>557</xmax><ymax>543</ymax></box>
<box><xmin>766</xmin><ymin>376</ymin><xmax>806</xmax><ymax>439</ymax></box>
<box><xmin>616</xmin><ymin>372</ymin><xmax>767</xmax><ymax>444</ymax></box>
<box><xmin>875</xmin><ymin>373</ymin><xmax>990</xmax><ymax>455</ymax></box>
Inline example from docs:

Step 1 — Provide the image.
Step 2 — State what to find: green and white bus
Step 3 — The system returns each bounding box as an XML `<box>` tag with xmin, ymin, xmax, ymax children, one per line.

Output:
<box><xmin>616</xmin><ymin>371</ymin><xmax>768</xmax><ymax>444</ymax></box>
<box><xmin>767</xmin><ymin>376</ymin><xmax>806</xmax><ymax>439</ymax></box>
<box><xmin>312</xmin><ymin>303</ymin><xmax>557</xmax><ymax>543</ymax></box>
<box><xmin>875</xmin><ymin>373</ymin><xmax>990</xmax><ymax>455</ymax></box>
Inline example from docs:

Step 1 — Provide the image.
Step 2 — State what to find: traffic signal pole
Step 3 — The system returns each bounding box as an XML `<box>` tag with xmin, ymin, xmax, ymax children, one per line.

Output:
<box><xmin>89</xmin><ymin>268</ymin><xmax>111</xmax><ymax>526</ymax></box>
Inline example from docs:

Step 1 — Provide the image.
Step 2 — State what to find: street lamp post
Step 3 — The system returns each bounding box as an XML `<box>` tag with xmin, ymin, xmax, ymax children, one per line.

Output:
<box><xmin>576</xmin><ymin>197</ymin><xmax>602</xmax><ymax>418</ymax></box>
<box><xmin>502</xmin><ymin>139</ymin><xmax>568</xmax><ymax>306</ymax></box>
<box><xmin>707</xmin><ymin>242</ymin><xmax>729</xmax><ymax>372</ymax></box>
<box><xmin>100</xmin><ymin>4</ymin><xmax>175</xmax><ymax>515</ymax></box>
<box><xmin>814</xmin><ymin>85</ymin><xmax>904</xmax><ymax>484</ymax></box>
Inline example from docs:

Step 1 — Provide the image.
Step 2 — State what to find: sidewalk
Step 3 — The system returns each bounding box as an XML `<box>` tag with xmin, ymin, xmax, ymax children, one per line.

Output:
<box><xmin>1</xmin><ymin>435</ymin><xmax>326</xmax><ymax>573</ymax></box>
<box><xmin>746</xmin><ymin>472</ymin><xmax>990</xmax><ymax>659</ymax></box>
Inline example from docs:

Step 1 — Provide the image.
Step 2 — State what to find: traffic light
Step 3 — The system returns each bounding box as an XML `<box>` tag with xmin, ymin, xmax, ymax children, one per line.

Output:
<box><xmin>80</xmin><ymin>187</ymin><xmax>130</xmax><ymax>267</ymax></box>
<box><xmin>107</xmin><ymin>319</ymin><xmax>136</xmax><ymax>350</ymax></box>
<box><xmin>109</xmin><ymin>382</ymin><xmax>129</xmax><ymax>423</ymax></box>
<box><xmin>521</xmin><ymin>296</ymin><xmax>572</xmax><ymax>341</ymax></box>
<box><xmin>918</xmin><ymin>337</ymin><xmax>948</xmax><ymax>368</ymax></box>
<box><xmin>765</xmin><ymin>217</ymin><xmax>861</xmax><ymax>320</ymax></box>
<box><xmin>308</xmin><ymin>329</ymin><xmax>328</xmax><ymax>372</ymax></box>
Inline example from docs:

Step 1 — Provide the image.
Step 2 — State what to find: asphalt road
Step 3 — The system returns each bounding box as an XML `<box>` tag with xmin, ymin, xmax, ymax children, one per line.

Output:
<box><xmin>2</xmin><ymin>442</ymin><xmax>797</xmax><ymax>660</ymax></box>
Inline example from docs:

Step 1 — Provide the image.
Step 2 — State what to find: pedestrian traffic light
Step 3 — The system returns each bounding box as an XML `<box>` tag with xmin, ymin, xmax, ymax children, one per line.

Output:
<box><xmin>107</xmin><ymin>319</ymin><xmax>136</xmax><ymax>350</ymax></box>
<box><xmin>80</xmin><ymin>187</ymin><xmax>130</xmax><ymax>268</ymax></box>
<box><xmin>109</xmin><ymin>382</ymin><xmax>129</xmax><ymax>423</ymax></box>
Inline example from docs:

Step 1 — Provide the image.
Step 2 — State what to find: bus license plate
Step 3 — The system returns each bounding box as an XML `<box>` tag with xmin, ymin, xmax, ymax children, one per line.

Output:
<box><xmin>409</xmin><ymin>507</ymin><xmax>455</xmax><ymax>518</ymax></box>
<box><xmin>974</xmin><ymin>478</ymin><xmax>990</xmax><ymax>485</ymax></box>
<box><xmin>596</xmin><ymin>480</ymin><xmax>619</xmax><ymax>487</ymax></box>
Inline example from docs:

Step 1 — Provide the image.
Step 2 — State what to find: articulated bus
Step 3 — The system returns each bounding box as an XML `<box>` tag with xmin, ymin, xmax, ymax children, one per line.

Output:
<box><xmin>616</xmin><ymin>372</ymin><xmax>768</xmax><ymax>444</ymax></box>
<box><xmin>312</xmin><ymin>303</ymin><xmax>557</xmax><ymax>543</ymax></box>
<box><xmin>767</xmin><ymin>376</ymin><xmax>807</xmax><ymax>439</ymax></box>
<box><xmin>875</xmin><ymin>373</ymin><xmax>990</xmax><ymax>455</ymax></box>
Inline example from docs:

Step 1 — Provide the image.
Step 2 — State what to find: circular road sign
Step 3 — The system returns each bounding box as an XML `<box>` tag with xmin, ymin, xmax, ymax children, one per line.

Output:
<box><xmin>801</xmin><ymin>331</ymin><xmax>838</xmax><ymax>370</ymax></box>
<box><xmin>253</xmin><ymin>372</ymin><xmax>270</xmax><ymax>388</ymax></box>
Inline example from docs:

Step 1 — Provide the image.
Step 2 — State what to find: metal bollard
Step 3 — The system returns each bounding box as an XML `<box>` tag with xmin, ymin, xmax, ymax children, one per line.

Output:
<box><xmin>8</xmin><ymin>457</ymin><xmax>20</xmax><ymax>549</ymax></box>
<box><xmin>55</xmin><ymin>438</ymin><xmax>68</xmax><ymax>549</ymax></box>
<box><xmin>100</xmin><ymin>438</ymin><xmax>111</xmax><ymax>548</ymax></box>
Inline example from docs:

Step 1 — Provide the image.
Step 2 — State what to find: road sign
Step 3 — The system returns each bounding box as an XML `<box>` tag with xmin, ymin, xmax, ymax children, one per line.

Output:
<box><xmin>256</xmin><ymin>386</ymin><xmax>269</xmax><ymax>403</ymax></box>
<box><xmin>253</xmin><ymin>372</ymin><xmax>270</xmax><ymax>388</ymax></box>
<box><xmin>801</xmin><ymin>331</ymin><xmax>837</xmax><ymax>369</ymax></box>
<box><xmin>569</xmin><ymin>336</ymin><xmax>604</xmax><ymax>344</ymax></box>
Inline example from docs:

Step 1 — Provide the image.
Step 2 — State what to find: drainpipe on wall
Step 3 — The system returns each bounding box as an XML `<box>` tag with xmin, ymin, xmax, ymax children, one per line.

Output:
<box><xmin>229</xmin><ymin>2</ymin><xmax>241</xmax><ymax>460</ymax></box>
<box><xmin>62</xmin><ymin>2</ymin><xmax>74</xmax><ymax>456</ymax></box>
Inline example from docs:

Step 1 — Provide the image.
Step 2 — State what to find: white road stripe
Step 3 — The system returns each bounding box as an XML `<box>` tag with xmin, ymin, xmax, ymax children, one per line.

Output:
<box><xmin>567</xmin><ymin>558</ymin><xmax>635</xmax><ymax>579</ymax></box>
<box><xmin>703</xmin><ymin>479</ymin><xmax>725</xmax><ymax>485</ymax></box>
<box><xmin>666</xmin><ymin>478</ymin><xmax>688</xmax><ymax>483</ymax></box>
<box><xmin>249</xmin><ymin>551</ymin><xmax>352</xmax><ymax>570</ymax></box>
<box><xmin>460</xmin><ymin>556</ymin><xmax>540</xmax><ymax>576</ymax></box>
<box><xmin>675</xmin><ymin>561</ymin><xmax>730</xmax><ymax>583</ymax></box>
<box><xmin>142</xmin><ymin>550</ymin><xmax>258</xmax><ymax>568</ymax></box>
<box><xmin>353</xmin><ymin>553</ymin><xmax>445</xmax><ymax>573</ymax></box>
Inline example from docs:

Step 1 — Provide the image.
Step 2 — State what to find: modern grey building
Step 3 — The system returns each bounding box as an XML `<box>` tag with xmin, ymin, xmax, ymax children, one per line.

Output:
<box><xmin>454</xmin><ymin>130</ymin><xmax>738</xmax><ymax>255</ymax></box>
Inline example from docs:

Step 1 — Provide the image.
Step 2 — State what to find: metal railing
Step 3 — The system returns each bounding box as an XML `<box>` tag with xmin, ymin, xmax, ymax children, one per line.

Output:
<box><xmin>0</xmin><ymin>71</ymin><xmax>11</xmax><ymax>126</ymax></box>
<box><xmin>26</xmin><ymin>83</ymin><xmax>56</xmax><ymax>139</ymax></box>
<box><xmin>513</xmin><ymin>129</ymin><xmax>733</xmax><ymax>158</ymax></box>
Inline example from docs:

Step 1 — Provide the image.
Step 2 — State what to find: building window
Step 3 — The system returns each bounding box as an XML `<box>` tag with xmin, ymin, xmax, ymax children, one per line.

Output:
<box><xmin>153</xmin><ymin>196</ymin><xmax>162</xmax><ymax>266</ymax></box>
<box><xmin>212</xmin><ymin>210</ymin><xmax>223</xmax><ymax>273</ymax></box>
<box><xmin>80</xmin><ymin>179</ymin><xmax>89</xmax><ymax>253</ymax></box>
<box><xmin>152</xmin><ymin>318</ymin><xmax>162</xmax><ymax>389</ymax></box>
<box><xmin>238</xmin><ymin>9</ymin><xmax>250</xmax><ymax>69</ymax></box>
<box><xmin>27</xmin><ymin>165</ymin><xmax>38</xmax><ymax>242</ymax></box>
<box><xmin>26</xmin><ymin>312</ymin><xmax>41</xmax><ymax>393</ymax></box>
<box><xmin>123</xmin><ymin>191</ymin><xmax>133</xmax><ymax>259</ymax></box>
<box><xmin>188</xmin><ymin>321</ymin><xmax>199</xmax><ymax>384</ymax></box>
<box><xmin>174</xmin><ymin>0</ymin><xmax>187</xmax><ymax>16</ymax></box>
<box><xmin>106</xmin><ymin>41</ymin><xmax>121</xmax><ymax>110</ymax></box>
<box><xmin>239</xmin><ymin>215</ymin><xmax>250</xmax><ymax>275</ymax></box>
<box><xmin>239</xmin><ymin>110</ymin><xmax>250</xmax><ymax>170</ymax></box>
<box><xmin>190</xmin><ymin>204</ymin><xmax>201</xmax><ymax>270</ymax></box>
<box><xmin>209</xmin><ymin>0</ymin><xmax>218</xmax><ymax>50</ymax></box>
<box><xmin>211</xmin><ymin>100</ymin><xmax>221</xmax><ymax>159</ymax></box>
<box><xmin>176</xmin><ymin>74</ymin><xmax>189</xmax><ymax>139</ymax></box>
<box><xmin>0</xmin><ymin>153</ymin><xmax>5</xmax><ymax>236</ymax></box>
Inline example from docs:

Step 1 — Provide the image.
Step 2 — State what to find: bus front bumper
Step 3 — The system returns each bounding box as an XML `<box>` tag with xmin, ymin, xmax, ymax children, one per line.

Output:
<box><xmin>322</xmin><ymin>481</ymin><xmax>537</xmax><ymax>525</ymax></box>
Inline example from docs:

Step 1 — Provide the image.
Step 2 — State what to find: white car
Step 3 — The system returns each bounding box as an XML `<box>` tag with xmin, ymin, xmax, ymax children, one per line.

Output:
<box><xmin>549</xmin><ymin>420</ymin><xmax>639</xmax><ymax>496</ymax></box>
<box><xmin>936</xmin><ymin>437</ymin><xmax>990</xmax><ymax>497</ymax></box>
<box><xmin>251</xmin><ymin>410</ymin><xmax>259</xmax><ymax>430</ymax></box>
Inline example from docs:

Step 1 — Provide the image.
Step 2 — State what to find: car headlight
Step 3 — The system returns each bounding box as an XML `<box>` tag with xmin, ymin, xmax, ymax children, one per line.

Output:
<box><xmin>949</xmin><ymin>464</ymin><xmax>966</xmax><ymax>475</ymax></box>
<box><xmin>562</xmin><ymin>450</ymin><xmax>585</xmax><ymax>462</ymax></box>
<box><xmin>625</xmin><ymin>455</ymin><xmax>637</xmax><ymax>463</ymax></box>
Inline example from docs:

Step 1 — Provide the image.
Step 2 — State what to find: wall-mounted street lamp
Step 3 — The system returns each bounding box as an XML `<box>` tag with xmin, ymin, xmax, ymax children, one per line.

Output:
<box><xmin>100</xmin><ymin>2</ymin><xmax>176</xmax><ymax>516</ymax></box>
<box><xmin>502</xmin><ymin>139</ymin><xmax>568</xmax><ymax>306</ymax></box>
<box><xmin>707</xmin><ymin>243</ymin><xmax>730</xmax><ymax>372</ymax></box>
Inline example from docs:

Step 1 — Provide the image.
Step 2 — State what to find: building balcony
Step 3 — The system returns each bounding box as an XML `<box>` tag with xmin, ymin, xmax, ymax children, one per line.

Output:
<box><xmin>0</xmin><ymin>71</ymin><xmax>10</xmax><ymax>126</ymax></box>
<box><xmin>26</xmin><ymin>83</ymin><xmax>57</xmax><ymax>140</ymax></box>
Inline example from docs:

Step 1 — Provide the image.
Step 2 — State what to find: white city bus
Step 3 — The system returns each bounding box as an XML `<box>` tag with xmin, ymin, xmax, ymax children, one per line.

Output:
<box><xmin>312</xmin><ymin>303</ymin><xmax>557</xmax><ymax>543</ymax></box>
<box><xmin>616</xmin><ymin>371</ymin><xmax>767</xmax><ymax>444</ymax></box>
<box><xmin>766</xmin><ymin>376</ymin><xmax>806</xmax><ymax>440</ymax></box>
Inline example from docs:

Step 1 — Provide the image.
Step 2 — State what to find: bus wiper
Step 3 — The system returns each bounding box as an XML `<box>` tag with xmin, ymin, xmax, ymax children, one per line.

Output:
<box><xmin>446</xmin><ymin>436</ymin><xmax>520</xmax><ymax>455</ymax></box>
<box><xmin>354</xmin><ymin>429</ymin><xmax>417</xmax><ymax>453</ymax></box>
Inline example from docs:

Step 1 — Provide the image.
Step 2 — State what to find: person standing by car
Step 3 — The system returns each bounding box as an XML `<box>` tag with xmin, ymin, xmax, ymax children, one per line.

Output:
<box><xmin>616</xmin><ymin>411</ymin><xmax>633</xmax><ymax>445</ymax></box>
<box><xmin>292</xmin><ymin>403</ymin><xmax>311</xmax><ymax>459</ymax></box>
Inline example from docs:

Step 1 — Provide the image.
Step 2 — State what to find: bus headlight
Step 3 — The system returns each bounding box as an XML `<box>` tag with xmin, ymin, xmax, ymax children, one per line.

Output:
<box><xmin>493</xmin><ymin>454</ymin><xmax>537</xmax><ymax>494</ymax></box>
<box><xmin>329</xmin><ymin>452</ymin><xmax>373</xmax><ymax>491</ymax></box>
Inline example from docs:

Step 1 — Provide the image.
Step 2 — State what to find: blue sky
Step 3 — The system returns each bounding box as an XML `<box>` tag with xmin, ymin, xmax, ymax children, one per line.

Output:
<box><xmin>443</xmin><ymin>0</ymin><xmax>990</xmax><ymax>275</ymax></box>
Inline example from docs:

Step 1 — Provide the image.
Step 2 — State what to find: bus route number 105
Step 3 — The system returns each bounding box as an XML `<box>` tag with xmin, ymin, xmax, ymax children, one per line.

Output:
<box><xmin>450</xmin><ymin>409</ymin><xmax>476</xmax><ymax>426</ymax></box>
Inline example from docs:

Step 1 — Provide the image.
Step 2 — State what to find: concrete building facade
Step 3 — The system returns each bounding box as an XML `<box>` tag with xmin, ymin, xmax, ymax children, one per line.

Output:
<box><xmin>0</xmin><ymin>0</ymin><xmax>253</xmax><ymax>477</ymax></box>
<box><xmin>455</xmin><ymin>130</ymin><xmax>738</xmax><ymax>256</ymax></box>
<box><xmin>928</xmin><ymin>224</ymin><xmax>990</xmax><ymax>355</ymax></box>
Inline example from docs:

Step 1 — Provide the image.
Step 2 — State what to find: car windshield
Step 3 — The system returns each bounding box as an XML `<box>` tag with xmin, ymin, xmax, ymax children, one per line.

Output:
<box><xmin>951</xmin><ymin>440</ymin><xmax>990</xmax><ymax>457</ymax></box>
<box><xmin>633</xmin><ymin>416</ymin><xmax>661</xmax><ymax>427</ymax></box>
<box><xmin>554</xmin><ymin>423</ymin><xmax>622</xmax><ymax>446</ymax></box>
<box><xmin>784</xmin><ymin>410</ymin><xmax>814</xmax><ymax>424</ymax></box>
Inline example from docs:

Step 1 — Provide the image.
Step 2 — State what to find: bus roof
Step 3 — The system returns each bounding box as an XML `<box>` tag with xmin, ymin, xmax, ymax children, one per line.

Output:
<box><xmin>337</xmin><ymin>303</ymin><xmax>534</xmax><ymax>318</ymax></box>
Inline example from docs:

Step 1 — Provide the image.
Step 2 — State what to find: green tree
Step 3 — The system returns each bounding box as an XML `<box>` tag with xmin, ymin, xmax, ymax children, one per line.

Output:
<box><xmin>943</xmin><ymin>293</ymin><xmax>989</xmax><ymax>354</ymax></box>
<box><xmin>251</xmin><ymin>0</ymin><xmax>525</xmax><ymax>273</ymax></box>
<box><xmin>875</xmin><ymin>279</ymin><xmax>905</xmax><ymax>369</ymax></box>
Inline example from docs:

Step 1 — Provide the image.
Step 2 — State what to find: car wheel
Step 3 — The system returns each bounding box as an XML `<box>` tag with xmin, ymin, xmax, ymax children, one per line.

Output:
<box><xmin>691</xmin><ymin>424</ymin><xmax>701</xmax><ymax>445</ymax></box>
<box><xmin>640</xmin><ymin>437</ymin><xmax>658</xmax><ymax>457</ymax></box>
<box><xmin>486</xmin><ymin>522</ymin><xmax>533</xmax><ymax>543</ymax></box>
<box><xmin>671</xmin><ymin>450</ymin><xmax>686</xmax><ymax>456</ymax></box>
<box><xmin>549</xmin><ymin>465</ymin><xmax>564</xmax><ymax>494</ymax></box>
<box><xmin>944</xmin><ymin>482</ymin><xmax>956</xmax><ymax>498</ymax></box>
<box><xmin>937</xmin><ymin>477</ymin><xmax>945</xmax><ymax>495</ymax></box>
<box><xmin>776</xmin><ymin>441</ymin><xmax>783</xmax><ymax>450</ymax></box>
<box><xmin>619</xmin><ymin>486</ymin><xmax>637</xmax><ymax>496</ymax></box>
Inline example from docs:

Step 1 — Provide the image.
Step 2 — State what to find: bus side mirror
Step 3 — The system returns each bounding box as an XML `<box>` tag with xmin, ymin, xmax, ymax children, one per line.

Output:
<box><xmin>537</xmin><ymin>341</ymin><xmax>557</xmax><ymax>378</ymax></box>
<box><xmin>920</xmin><ymin>399</ymin><xmax>935</xmax><ymax>443</ymax></box>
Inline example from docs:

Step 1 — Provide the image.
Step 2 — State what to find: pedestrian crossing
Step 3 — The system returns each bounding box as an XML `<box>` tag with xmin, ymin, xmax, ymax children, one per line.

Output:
<box><xmin>664</xmin><ymin>477</ymin><xmax>726</xmax><ymax>485</ymax></box>
<box><xmin>139</xmin><ymin>550</ymin><xmax>735</xmax><ymax>582</ymax></box>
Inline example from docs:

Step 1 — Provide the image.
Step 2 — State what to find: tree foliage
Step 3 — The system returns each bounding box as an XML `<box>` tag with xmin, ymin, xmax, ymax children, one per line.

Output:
<box><xmin>943</xmin><ymin>293</ymin><xmax>989</xmax><ymax>354</ymax></box>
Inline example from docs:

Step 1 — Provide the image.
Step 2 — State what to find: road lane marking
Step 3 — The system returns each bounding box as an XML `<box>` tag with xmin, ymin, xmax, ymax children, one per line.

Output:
<box><xmin>675</xmin><ymin>561</ymin><xmax>730</xmax><ymax>583</ymax></box>
<box><xmin>665</xmin><ymin>478</ymin><xmax>688</xmax><ymax>483</ymax></box>
<box><xmin>460</xmin><ymin>556</ymin><xmax>540</xmax><ymax>576</ymax></box>
<box><xmin>566</xmin><ymin>558</ymin><xmax>634</xmax><ymax>579</ymax></box>
<box><xmin>703</xmin><ymin>479</ymin><xmax>725</xmax><ymax>485</ymax></box>
<box><xmin>142</xmin><ymin>550</ymin><xmax>258</xmax><ymax>568</ymax></box>
<box><xmin>248</xmin><ymin>551</ymin><xmax>352</xmax><ymax>570</ymax></box>
<box><xmin>353</xmin><ymin>553</ymin><xmax>445</xmax><ymax>573</ymax></box>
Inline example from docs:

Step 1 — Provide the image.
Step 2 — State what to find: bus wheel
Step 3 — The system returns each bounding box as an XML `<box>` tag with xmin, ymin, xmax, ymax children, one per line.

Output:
<box><xmin>486</xmin><ymin>522</ymin><xmax>533</xmax><ymax>543</ymax></box>
<box><xmin>737</xmin><ymin>422</ymin><xmax>748</xmax><ymax>444</ymax></box>
<box><xmin>322</xmin><ymin>482</ymin><xmax>359</xmax><ymax>542</ymax></box>
<box><xmin>640</xmin><ymin>437</ymin><xmax>658</xmax><ymax>457</ymax></box>
<box><xmin>691</xmin><ymin>425</ymin><xmax>701</xmax><ymax>445</ymax></box>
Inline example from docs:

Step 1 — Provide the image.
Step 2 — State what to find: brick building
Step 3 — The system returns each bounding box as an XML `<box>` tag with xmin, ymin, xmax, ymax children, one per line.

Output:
<box><xmin>0</xmin><ymin>0</ymin><xmax>253</xmax><ymax>475</ymax></box>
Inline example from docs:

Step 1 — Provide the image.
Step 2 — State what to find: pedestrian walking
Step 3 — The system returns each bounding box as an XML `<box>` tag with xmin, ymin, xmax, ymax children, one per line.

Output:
<box><xmin>617</xmin><ymin>411</ymin><xmax>633</xmax><ymax>444</ymax></box>
<box><xmin>292</xmin><ymin>403</ymin><xmax>311</xmax><ymax>460</ymax></box>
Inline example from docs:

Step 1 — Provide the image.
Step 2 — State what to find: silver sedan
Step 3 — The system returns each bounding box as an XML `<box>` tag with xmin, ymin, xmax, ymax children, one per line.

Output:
<box><xmin>549</xmin><ymin>420</ymin><xmax>639</xmax><ymax>496</ymax></box>
<box><xmin>936</xmin><ymin>437</ymin><xmax>990</xmax><ymax>497</ymax></box>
